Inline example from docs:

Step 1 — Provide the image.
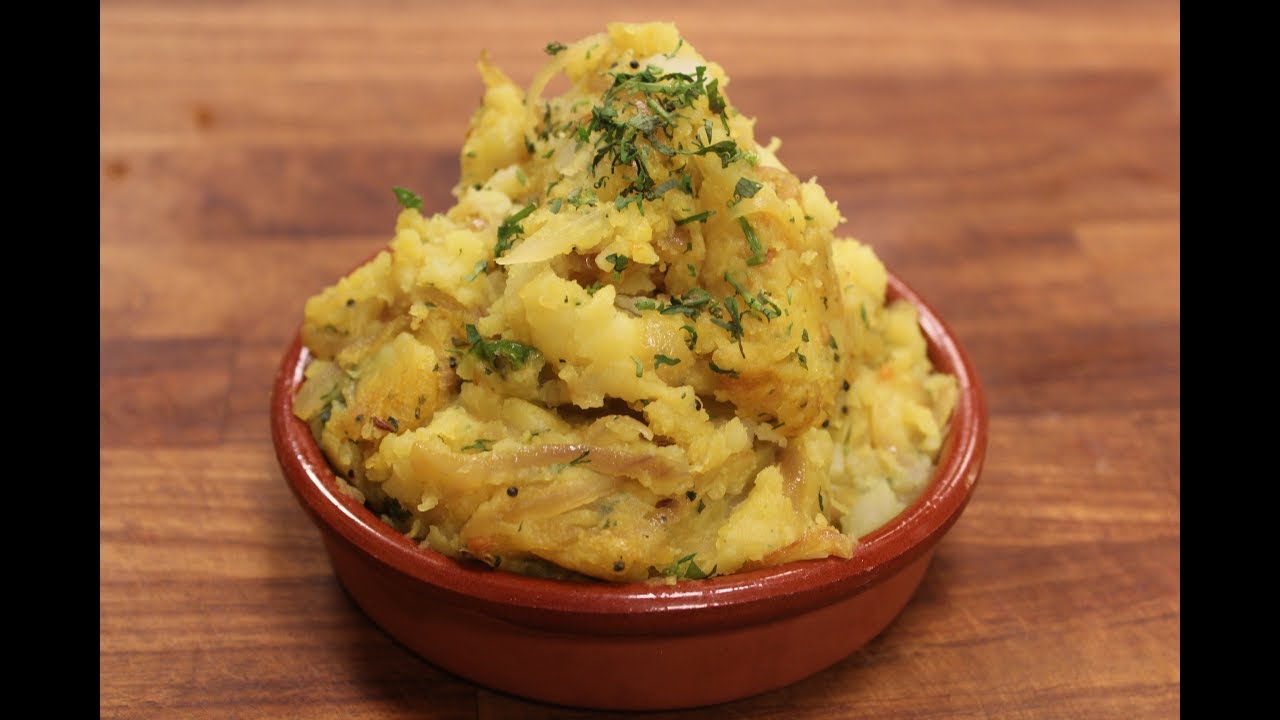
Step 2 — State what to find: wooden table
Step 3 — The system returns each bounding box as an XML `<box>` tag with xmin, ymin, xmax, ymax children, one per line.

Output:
<box><xmin>101</xmin><ymin>2</ymin><xmax>1180</xmax><ymax>717</ymax></box>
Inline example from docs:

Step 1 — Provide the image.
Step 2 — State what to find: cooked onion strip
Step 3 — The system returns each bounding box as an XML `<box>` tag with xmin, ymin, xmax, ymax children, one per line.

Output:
<box><xmin>410</xmin><ymin>441</ymin><xmax>691</xmax><ymax>492</ymax></box>
<box><xmin>739</xmin><ymin>526</ymin><xmax>854</xmax><ymax>571</ymax></box>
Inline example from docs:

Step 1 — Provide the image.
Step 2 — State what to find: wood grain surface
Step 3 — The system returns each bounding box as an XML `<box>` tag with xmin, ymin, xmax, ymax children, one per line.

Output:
<box><xmin>100</xmin><ymin>1</ymin><xmax>1180</xmax><ymax>717</ymax></box>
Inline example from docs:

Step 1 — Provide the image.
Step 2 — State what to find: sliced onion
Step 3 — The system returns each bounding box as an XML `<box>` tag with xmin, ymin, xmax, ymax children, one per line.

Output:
<box><xmin>410</xmin><ymin>441</ymin><xmax>690</xmax><ymax>493</ymax></box>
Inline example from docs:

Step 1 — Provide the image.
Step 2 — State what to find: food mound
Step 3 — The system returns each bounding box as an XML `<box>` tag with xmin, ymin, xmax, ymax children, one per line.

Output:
<box><xmin>292</xmin><ymin>22</ymin><xmax>958</xmax><ymax>582</ymax></box>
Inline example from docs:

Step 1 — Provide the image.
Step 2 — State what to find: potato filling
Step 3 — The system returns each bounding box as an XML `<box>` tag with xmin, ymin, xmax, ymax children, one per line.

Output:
<box><xmin>293</xmin><ymin>22</ymin><xmax>957</xmax><ymax>582</ymax></box>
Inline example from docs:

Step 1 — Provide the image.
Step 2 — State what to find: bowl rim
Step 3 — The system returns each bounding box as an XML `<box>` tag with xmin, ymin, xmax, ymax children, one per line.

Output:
<box><xmin>271</xmin><ymin>271</ymin><xmax>987</xmax><ymax>634</ymax></box>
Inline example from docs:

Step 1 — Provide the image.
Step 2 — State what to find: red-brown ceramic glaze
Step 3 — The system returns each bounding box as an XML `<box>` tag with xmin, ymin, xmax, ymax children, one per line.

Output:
<box><xmin>270</xmin><ymin>272</ymin><xmax>988</xmax><ymax>711</ymax></box>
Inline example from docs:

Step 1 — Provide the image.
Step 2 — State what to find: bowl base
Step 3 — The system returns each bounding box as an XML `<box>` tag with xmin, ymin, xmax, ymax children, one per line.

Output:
<box><xmin>324</xmin><ymin>532</ymin><xmax>936</xmax><ymax>711</ymax></box>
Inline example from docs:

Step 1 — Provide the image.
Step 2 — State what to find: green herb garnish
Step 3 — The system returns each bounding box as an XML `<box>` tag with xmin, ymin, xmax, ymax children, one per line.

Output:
<box><xmin>605</xmin><ymin>253</ymin><xmax>631</xmax><ymax>276</ymax></box>
<box><xmin>316</xmin><ymin>385</ymin><xmax>345</xmax><ymax>425</ymax></box>
<box><xmin>675</xmin><ymin>209</ymin><xmax>715</xmax><ymax>226</ymax></box>
<box><xmin>706</xmin><ymin>78</ymin><xmax>728</xmax><ymax>130</ymax></box>
<box><xmin>461</xmin><ymin>438</ymin><xmax>494</xmax><ymax>453</ymax></box>
<box><xmin>724</xmin><ymin>271</ymin><xmax>781</xmax><ymax>319</ymax></box>
<box><xmin>660</xmin><ymin>287</ymin><xmax>713</xmax><ymax>318</ymax></box>
<box><xmin>708</xmin><ymin>361</ymin><xmax>739</xmax><ymax>377</ymax></box>
<box><xmin>494</xmin><ymin>203</ymin><xmax>537</xmax><ymax>257</ymax></box>
<box><xmin>653</xmin><ymin>354</ymin><xmax>680</xmax><ymax>369</ymax></box>
<box><xmin>392</xmin><ymin>186</ymin><xmax>423</xmax><ymax>210</ymax></box>
<box><xmin>730</xmin><ymin>177</ymin><xmax>763</xmax><ymax>206</ymax></box>
<box><xmin>738</xmin><ymin>216</ymin><xmax>766</xmax><ymax>265</ymax></box>
<box><xmin>709</xmin><ymin>295</ymin><xmax>750</xmax><ymax>357</ymax></box>
<box><xmin>681</xmin><ymin>324</ymin><xmax>698</xmax><ymax>350</ymax></box>
<box><xmin>579</xmin><ymin>64</ymin><xmax>740</xmax><ymax>214</ymax></box>
<box><xmin>661</xmin><ymin>553</ymin><xmax>715</xmax><ymax>580</ymax></box>
<box><xmin>464</xmin><ymin>324</ymin><xmax>538</xmax><ymax>370</ymax></box>
<box><xmin>551</xmin><ymin>449</ymin><xmax>592</xmax><ymax>473</ymax></box>
<box><xmin>566</xmin><ymin>187</ymin><xmax>598</xmax><ymax>209</ymax></box>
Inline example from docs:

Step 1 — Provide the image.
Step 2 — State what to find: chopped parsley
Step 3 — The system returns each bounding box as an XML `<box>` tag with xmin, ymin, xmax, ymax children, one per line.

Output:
<box><xmin>708</xmin><ymin>361</ymin><xmax>739</xmax><ymax>377</ymax></box>
<box><xmin>686</xmin><ymin>138</ymin><xmax>746</xmax><ymax>168</ymax></box>
<box><xmin>461</xmin><ymin>438</ymin><xmax>494</xmax><ymax>453</ymax></box>
<box><xmin>551</xmin><ymin>449</ymin><xmax>592</xmax><ymax>473</ymax></box>
<box><xmin>661</xmin><ymin>553</ymin><xmax>715</xmax><ymax>580</ymax></box>
<box><xmin>579</xmin><ymin>63</ymin><xmax>743</xmax><ymax>214</ymax></box>
<box><xmin>653</xmin><ymin>354</ymin><xmax>680</xmax><ymax>369</ymax></box>
<box><xmin>661</xmin><ymin>287</ymin><xmax>713</xmax><ymax>318</ymax></box>
<box><xmin>464</xmin><ymin>324</ymin><xmax>538</xmax><ymax>370</ymax></box>
<box><xmin>675</xmin><ymin>209</ymin><xmax>714</xmax><ymax>226</ymax></box>
<box><xmin>709</xmin><ymin>295</ymin><xmax>750</xmax><ymax>357</ymax></box>
<box><xmin>605</xmin><ymin>253</ymin><xmax>630</xmax><ymax>276</ymax></box>
<box><xmin>681</xmin><ymin>324</ymin><xmax>698</xmax><ymax>350</ymax></box>
<box><xmin>545</xmin><ymin>41</ymin><xmax>567</xmax><ymax>55</ymax></box>
<box><xmin>566</xmin><ymin>187</ymin><xmax>598</xmax><ymax>209</ymax></box>
<box><xmin>730</xmin><ymin>177</ymin><xmax>763</xmax><ymax>206</ymax></box>
<box><xmin>706</xmin><ymin>78</ymin><xmax>728</xmax><ymax>128</ymax></box>
<box><xmin>392</xmin><ymin>186</ymin><xmax>423</xmax><ymax>210</ymax></box>
<box><xmin>316</xmin><ymin>385</ymin><xmax>344</xmax><ymax>424</ymax></box>
<box><xmin>725</xmin><ymin>271</ymin><xmax>781</xmax><ymax>319</ymax></box>
<box><xmin>738</xmin><ymin>216</ymin><xmax>767</xmax><ymax>265</ymax></box>
<box><xmin>494</xmin><ymin>203</ymin><xmax>537</xmax><ymax>257</ymax></box>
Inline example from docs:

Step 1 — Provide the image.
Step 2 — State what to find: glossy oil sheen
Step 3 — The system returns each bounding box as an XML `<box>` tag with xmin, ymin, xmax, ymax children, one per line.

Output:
<box><xmin>270</xmin><ymin>272</ymin><xmax>988</xmax><ymax>710</ymax></box>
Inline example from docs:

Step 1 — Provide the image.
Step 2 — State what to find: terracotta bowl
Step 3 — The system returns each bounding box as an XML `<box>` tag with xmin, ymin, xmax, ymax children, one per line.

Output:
<box><xmin>270</xmin><ymin>271</ymin><xmax>987</xmax><ymax>711</ymax></box>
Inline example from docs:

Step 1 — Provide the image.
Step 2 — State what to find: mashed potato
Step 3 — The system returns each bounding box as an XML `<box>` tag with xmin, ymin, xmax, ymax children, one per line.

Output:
<box><xmin>292</xmin><ymin>22</ymin><xmax>958</xmax><ymax>582</ymax></box>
